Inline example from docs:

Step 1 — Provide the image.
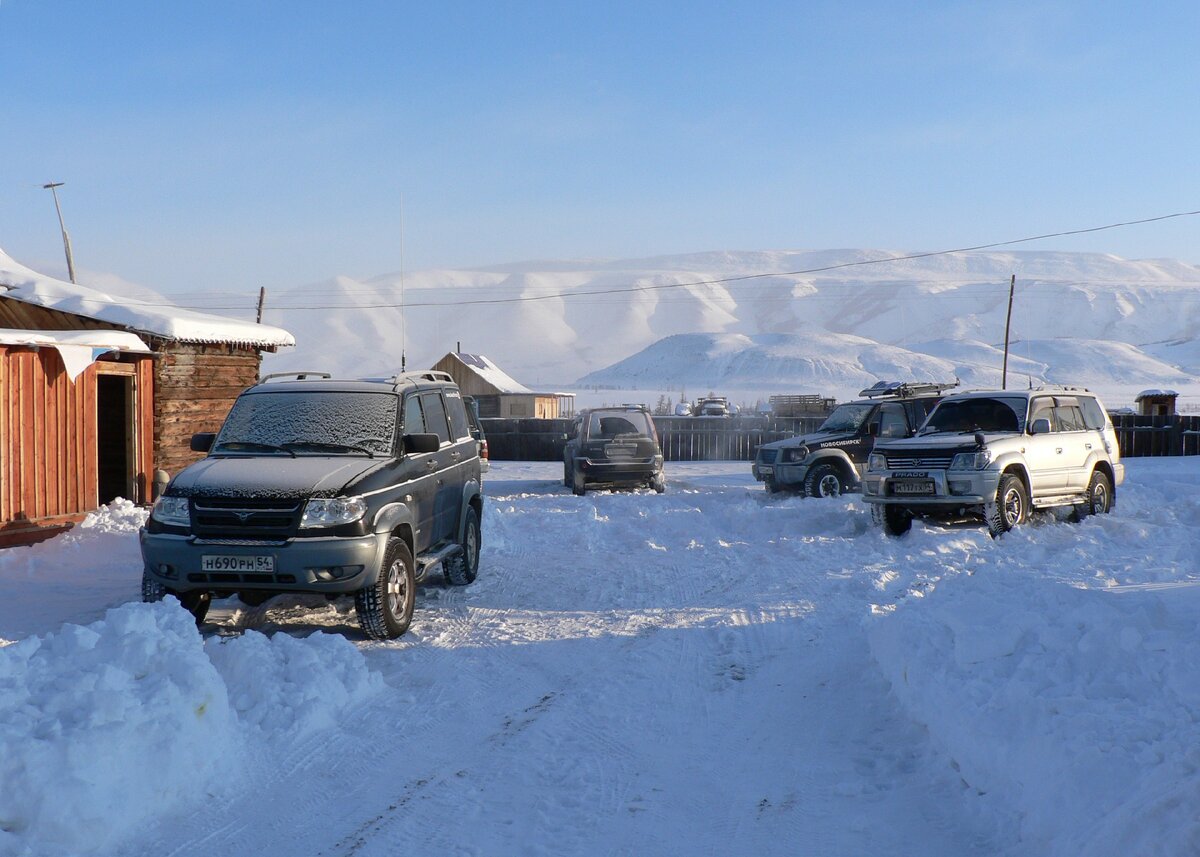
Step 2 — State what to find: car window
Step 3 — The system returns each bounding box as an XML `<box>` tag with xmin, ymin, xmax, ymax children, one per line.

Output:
<box><xmin>420</xmin><ymin>392</ymin><xmax>452</xmax><ymax>444</ymax></box>
<box><xmin>403</xmin><ymin>394</ymin><xmax>425</xmax><ymax>435</ymax></box>
<box><xmin>1054</xmin><ymin>406</ymin><xmax>1086</xmax><ymax>432</ymax></box>
<box><xmin>1079</xmin><ymin>396</ymin><xmax>1107</xmax><ymax>430</ymax></box>
<box><xmin>215</xmin><ymin>391</ymin><xmax>398</xmax><ymax>456</ymax></box>
<box><xmin>923</xmin><ymin>397</ymin><xmax>1025</xmax><ymax>434</ymax></box>
<box><xmin>877</xmin><ymin>403</ymin><xmax>908</xmax><ymax>438</ymax></box>
<box><xmin>587</xmin><ymin>411</ymin><xmax>654</xmax><ymax>438</ymax></box>
<box><xmin>1029</xmin><ymin>399</ymin><xmax>1055</xmax><ymax>430</ymax></box>
<box><xmin>444</xmin><ymin>389</ymin><xmax>472</xmax><ymax>440</ymax></box>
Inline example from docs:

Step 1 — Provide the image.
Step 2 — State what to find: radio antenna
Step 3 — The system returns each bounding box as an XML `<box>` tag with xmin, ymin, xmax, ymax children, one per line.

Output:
<box><xmin>399</xmin><ymin>193</ymin><xmax>406</xmax><ymax>372</ymax></box>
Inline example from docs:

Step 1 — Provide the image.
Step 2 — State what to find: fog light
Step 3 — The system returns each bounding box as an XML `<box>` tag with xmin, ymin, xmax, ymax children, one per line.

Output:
<box><xmin>864</xmin><ymin>481</ymin><xmax>880</xmax><ymax>496</ymax></box>
<box><xmin>312</xmin><ymin>567</ymin><xmax>336</xmax><ymax>582</ymax></box>
<box><xmin>949</xmin><ymin>480</ymin><xmax>972</xmax><ymax>496</ymax></box>
<box><xmin>157</xmin><ymin>563</ymin><xmax>177</xmax><ymax>579</ymax></box>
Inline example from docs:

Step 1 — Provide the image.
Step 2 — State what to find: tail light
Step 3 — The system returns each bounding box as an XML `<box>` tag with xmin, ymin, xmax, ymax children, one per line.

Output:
<box><xmin>480</xmin><ymin>438</ymin><xmax>489</xmax><ymax>460</ymax></box>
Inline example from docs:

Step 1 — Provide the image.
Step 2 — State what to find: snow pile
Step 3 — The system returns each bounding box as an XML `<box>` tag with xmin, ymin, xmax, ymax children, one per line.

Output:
<box><xmin>0</xmin><ymin>602</ymin><xmax>383</xmax><ymax>856</ymax></box>
<box><xmin>869</xmin><ymin>543</ymin><xmax>1200</xmax><ymax>855</ymax></box>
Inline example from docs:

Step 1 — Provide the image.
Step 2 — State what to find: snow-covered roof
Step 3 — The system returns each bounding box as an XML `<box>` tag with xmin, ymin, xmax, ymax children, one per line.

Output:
<box><xmin>448</xmin><ymin>352</ymin><xmax>534</xmax><ymax>394</ymax></box>
<box><xmin>0</xmin><ymin>328</ymin><xmax>152</xmax><ymax>381</ymax></box>
<box><xmin>1136</xmin><ymin>389</ymin><xmax>1179</xmax><ymax>399</ymax></box>
<box><xmin>0</xmin><ymin>247</ymin><xmax>294</xmax><ymax>348</ymax></box>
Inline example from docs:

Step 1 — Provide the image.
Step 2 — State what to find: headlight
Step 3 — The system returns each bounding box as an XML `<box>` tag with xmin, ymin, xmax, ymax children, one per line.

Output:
<box><xmin>784</xmin><ymin>445</ymin><xmax>809</xmax><ymax>463</ymax></box>
<box><xmin>151</xmin><ymin>495</ymin><xmax>190</xmax><ymax>527</ymax></box>
<box><xmin>301</xmin><ymin>496</ymin><xmax>367</xmax><ymax>528</ymax></box>
<box><xmin>867</xmin><ymin>452</ymin><xmax>887</xmax><ymax>471</ymax></box>
<box><xmin>950</xmin><ymin>450</ymin><xmax>993</xmax><ymax>470</ymax></box>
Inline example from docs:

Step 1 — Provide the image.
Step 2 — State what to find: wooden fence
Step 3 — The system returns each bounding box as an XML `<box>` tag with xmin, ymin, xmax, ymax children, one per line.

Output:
<box><xmin>481</xmin><ymin>416</ymin><xmax>827</xmax><ymax>463</ymax></box>
<box><xmin>482</xmin><ymin>413</ymin><xmax>1200</xmax><ymax>462</ymax></box>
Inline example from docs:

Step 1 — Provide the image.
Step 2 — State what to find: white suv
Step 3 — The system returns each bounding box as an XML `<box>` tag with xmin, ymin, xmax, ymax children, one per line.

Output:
<box><xmin>862</xmin><ymin>388</ymin><xmax>1124</xmax><ymax>537</ymax></box>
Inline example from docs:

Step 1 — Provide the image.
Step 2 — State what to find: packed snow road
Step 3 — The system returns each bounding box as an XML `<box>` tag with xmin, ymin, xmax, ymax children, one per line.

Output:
<box><xmin>2</xmin><ymin>459</ymin><xmax>1199</xmax><ymax>856</ymax></box>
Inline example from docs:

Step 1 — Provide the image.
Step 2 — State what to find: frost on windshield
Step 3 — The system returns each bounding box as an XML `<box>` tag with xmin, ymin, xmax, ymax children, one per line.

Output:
<box><xmin>588</xmin><ymin>410</ymin><xmax>654</xmax><ymax>438</ymax></box>
<box><xmin>215</xmin><ymin>392</ymin><xmax>398</xmax><ymax>455</ymax></box>
<box><xmin>922</xmin><ymin>397</ymin><xmax>1026</xmax><ymax>434</ymax></box>
<box><xmin>818</xmin><ymin>403</ymin><xmax>874</xmax><ymax>433</ymax></box>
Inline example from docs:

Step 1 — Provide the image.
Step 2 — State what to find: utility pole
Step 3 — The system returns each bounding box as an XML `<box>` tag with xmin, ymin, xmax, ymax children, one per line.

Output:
<box><xmin>42</xmin><ymin>182</ymin><xmax>77</xmax><ymax>283</ymax></box>
<box><xmin>256</xmin><ymin>287</ymin><xmax>266</xmax><ymax>324</ymax></box>
<box><xmin>1001</xmin><ymin>274</ymin><xmax>1016</xmax><ymax>390</ymax></box>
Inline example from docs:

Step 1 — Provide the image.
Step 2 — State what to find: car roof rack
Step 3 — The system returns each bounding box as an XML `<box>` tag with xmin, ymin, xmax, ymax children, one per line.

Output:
<box><xmin>257</xmin><ymin>371</ymin><xmax>332</xmax><ymax>384</ymax></box>
<box><xmin>1031</xmin><ymin>384</ymin><xmax>1091</xmax><ymax>393</ymax></box>
<box><xmin>388</xmin><ymin>370</ymin><xmax>455</xmax><ymax>385</ymax></box>
<box><xmin>857</xmin><ymin>380</ymin><xmax>960</xmax><ymax>399</ymax></box>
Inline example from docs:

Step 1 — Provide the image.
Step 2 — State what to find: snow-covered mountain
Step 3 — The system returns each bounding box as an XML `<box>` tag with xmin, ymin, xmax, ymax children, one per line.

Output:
<box><xmin>253</xmin><ymin>248</ymin><xmax>1200</xmax><ymax>405</ymax></box>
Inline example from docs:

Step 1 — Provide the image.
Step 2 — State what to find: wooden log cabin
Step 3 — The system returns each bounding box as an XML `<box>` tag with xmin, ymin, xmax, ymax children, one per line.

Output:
<box><xmin>0</xmin><ymin>249</ymin><xmax>293</xmax><ymax>546</ymax></box>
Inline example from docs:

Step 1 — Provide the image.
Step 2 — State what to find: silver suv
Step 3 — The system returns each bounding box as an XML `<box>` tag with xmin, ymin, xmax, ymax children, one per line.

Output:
<box><xmin>862</xmin><ymin>387</ymin><xmax>1124</xmax><ymax>537</ymax></box>
<box><xmin>140</xmin><ymin>370</ymin><xmax>484</xmax><ymax>639</ymax></box>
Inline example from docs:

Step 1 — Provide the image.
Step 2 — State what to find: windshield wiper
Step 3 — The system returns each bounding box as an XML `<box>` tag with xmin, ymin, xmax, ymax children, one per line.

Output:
<box><xmin>281</xmin><ymin>441</ymin><xmax>376</xmax><ymax>457</ymax></box>
<box><xmin>213</xmin><ymin>441</ymin><xmax>297</xmax><ymax>457</ymax></box>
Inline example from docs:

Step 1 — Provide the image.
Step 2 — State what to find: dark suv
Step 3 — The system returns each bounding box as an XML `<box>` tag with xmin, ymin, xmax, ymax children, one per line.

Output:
<box><xmin>139</xmin><ymin>370</ymin><xmax>483</xmax><ymax>640</ymax></box>
<box><xmin>752</xmin><ymin>381</ymin><xmax>957</xmax><ymax>497</ymax></box>
<box><xmin>563</xmin><ymin>405</ymin><xmax>665</xmax><ymax>495</ymax></box>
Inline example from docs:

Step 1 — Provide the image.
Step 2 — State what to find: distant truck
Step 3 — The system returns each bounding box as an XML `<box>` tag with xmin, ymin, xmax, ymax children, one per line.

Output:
<box><xmin>695</xmin><ymin>397</ymin><xmax>737</xmax><ymax>417</ymax></box>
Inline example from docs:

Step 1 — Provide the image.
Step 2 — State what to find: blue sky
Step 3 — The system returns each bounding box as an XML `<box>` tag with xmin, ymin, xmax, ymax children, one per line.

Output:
<box><xmin>1</xmin><ymin>1</ymin><xmax>1198</xmax><ymax>294</ymax></box>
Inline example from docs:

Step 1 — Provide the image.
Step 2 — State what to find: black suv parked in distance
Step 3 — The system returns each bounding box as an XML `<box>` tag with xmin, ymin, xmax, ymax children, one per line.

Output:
<box><xmin>140</xmin><ymin>370</ymin><xmax>483</xmax><ymax>640</ymax></box>
<box><xmin>752</xmin><ymin>381</ymin><xmax>958</xmax><ymax>497</ymax></box>
<box><xmin>563</xmin><ymin>405</ymin><xmax>665</xmax><ymax>495</ymax></box>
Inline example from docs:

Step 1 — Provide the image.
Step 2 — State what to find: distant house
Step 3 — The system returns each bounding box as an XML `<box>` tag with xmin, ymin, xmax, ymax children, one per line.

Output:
<box><xmin>0</xmin><ymin>248</ymin><xmax>294</xmax><ymax>545</ymax></box>
<box><xmin>432</xmin><ymin>351</ymin><xmax>574</xmax><ymax>419</ymax></box>
<box><xmin>1135</xmin><ymin>389</ymin><xmax>1179</xmax><ymax>417</ymax></box>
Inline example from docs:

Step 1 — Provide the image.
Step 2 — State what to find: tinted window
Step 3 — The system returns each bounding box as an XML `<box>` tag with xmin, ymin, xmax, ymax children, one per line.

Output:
<box><xmin>1080</xmin><ymin>397</ymin><xmax>1107</xmax><ymax>430</ymax></box>
<box><xmin>403</xmin><ymin>395</ymin><xmax>425</xmax><ymax>435</ymax></box>
<box><xmin>1054</xmin><ymin>406</ymin><xmax>1086</xmax><ymax>432</ymax></box>
<box><xmin>421</xmin><ymin>392</ymin><xmax>452</xmax><ymax>444</ymax></box>
<box><xmin>877</xmin><ymin>403</ymin><xmax>908</xmax><ymax>438</ymax></box>
<box><xmin>215</xmin><ymin>391</ymin><xmax>397</xmax><ymax>456</ymax></box>
<box><xmin>445</xmin><ymin>389</ymin><xmax>472</xmax><ymax>440</ymax></box>
<box><xmin>923</xmin><ymin>397</ymin><xmax>1026</xmax><ymax>434</ymax></box>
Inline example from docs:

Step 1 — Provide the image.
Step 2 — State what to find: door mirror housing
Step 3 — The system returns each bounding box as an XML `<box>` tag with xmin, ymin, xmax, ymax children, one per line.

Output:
<box><xmin>404</xmin><ymin>433</ymin><xmax>441</xmax><ymax>454</ymax></box>
<box><xmin>190</xmin><ymin>432</ymin><xmax>216</xmax><ymax>453</ymax></box>
<box><xmin>1030</xmin><ymin>418</ymin><xmax>1052</xmax><ymax>435</ymax></box>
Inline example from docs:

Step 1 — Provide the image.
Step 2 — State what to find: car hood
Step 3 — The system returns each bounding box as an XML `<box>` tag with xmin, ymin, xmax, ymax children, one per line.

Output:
<box><xmin>760</xmin><ymin>430</ymin><xmax>856</xmax><ymax>452</ymax></box>
<box><xmin>168</xmin><ymin>455</ymin><xmax>385</xmax><ymax>499</ymax></box>
<box><xmin>875</xmin><ymin>431</ymin><xmax>1017</xmax><ymax>453</ymax></box>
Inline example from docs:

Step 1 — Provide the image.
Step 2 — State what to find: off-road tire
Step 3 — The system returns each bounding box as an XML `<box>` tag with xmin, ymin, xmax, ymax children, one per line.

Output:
<box><xmin>563</xmin><ymin>462</ymin><xmax>572</xmax><ymax>487</ymax></box>
<box><xmin>356</xmin><ymin>538</ymin><xmax>416</xmax><ymax>640</ymax></box>
<box><xmin>764</xmin><ymin>477</ymin><xmax>781</xmax><ymax>494</ymax></box>
<box><xmin>572</xmin><ymin>468</ymin><xmax>587</xmax><ymax>496</ymax></box>
<box><xmin>444</xmin><ymin>505</ymin><xmax>481</xmax><ymax>586</ymax></box>
<box><xmin>179</xmin><ymin>591</ymin><xmax>212</xmax><ymax>625</ymax></box>
<box><xmin>141</xmin><ymin>570</ymin><xmax>168</xmax><ymax>603</ymax></box>
<box><xmin>873</xmin><ymin>502</ymin><xmax>913</xmax><ymax>536</ymax></box>
<box><xmin>986</xmin><ymin>473</ymin><xmax>1028</xmax><ymax>538</ymax></box>
<box><xmin>805</xmin><ymin>463</ymin><xmax>845</xmax><ymax>498</ymax></box>
<box><xmin>652</xmin><ymin>473</ymin><xmax>666</xmax><ymax>494</ymax></box>
<box><xmin>1075</xmin><ymin>470</ymin><xmax>1113</xmax><ymax>519</ymax></box>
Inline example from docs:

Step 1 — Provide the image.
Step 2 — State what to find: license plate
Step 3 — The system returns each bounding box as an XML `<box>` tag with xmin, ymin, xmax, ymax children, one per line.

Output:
<box><xmin>202</xmin><ymin>555</ymin><xmax>275</xmax><ymax>573</ymax></box>
<box><xmin>605</xmin><ymin>444</ymin><xmax>637</xmax><ymax>459</ymax></box>
<box><xmin>759</xmin><ymin>466</ymin><xmax>774</xmax><ymax>475</ymax></box>
<box><xmin>893</xmin><ymin>480</ymin><xmax>935</xmax><ymax>496</ymax></box>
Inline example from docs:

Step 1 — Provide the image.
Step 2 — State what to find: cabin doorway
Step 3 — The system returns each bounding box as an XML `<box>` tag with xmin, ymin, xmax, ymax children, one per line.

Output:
<box><xmin>96</xmin><ymin>373</ymin><xmax>135</xmax><ymax>504</ymax></box>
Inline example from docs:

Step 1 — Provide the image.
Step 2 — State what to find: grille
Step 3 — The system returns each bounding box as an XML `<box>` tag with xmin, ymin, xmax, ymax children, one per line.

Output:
<box><xmin>759</xmin><ymin>449</ymin><xmax>779</xmax><ymax>464</ymax></box>
<box><xmin>885</xmin><ymin>454</ymin><xmax>954</xmax><ymax>470</ymax></box>
<box><xmin>191</xmin><ymin>497</ymin><xmax>304</xmax><ymax>540</ymax></box>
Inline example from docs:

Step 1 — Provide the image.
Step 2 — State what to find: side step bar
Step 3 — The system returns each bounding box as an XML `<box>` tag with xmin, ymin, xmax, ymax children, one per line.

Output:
<box><xmin>414</xmin><ymin>542</ymin><xmax>463</xmax><ymax>581</ymax></box>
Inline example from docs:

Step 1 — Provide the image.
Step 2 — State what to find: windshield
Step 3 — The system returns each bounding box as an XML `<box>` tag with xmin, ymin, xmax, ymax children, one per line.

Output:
<box><xmin>921</xmin><ymin>396</ymin><xmax>1027</xmax><ymax>435</ymax></box>
<box><xmin>214</xmin><ymin>392</ymin><xmax>398</xmax><ymax>455</ymax></box>
<box><xmin>587</xmin><ymin>410</ymin><xmax>655</xmax><ymax>439</ymax></box>
<box><xmin>817</xmin><ymin>403</ymin><xmax>875</xmax><ymax>433</ymax></box>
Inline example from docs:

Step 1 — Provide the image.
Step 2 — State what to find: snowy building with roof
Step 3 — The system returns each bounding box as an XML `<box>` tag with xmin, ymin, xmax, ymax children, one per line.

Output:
<box><xmin>432</xmin><ymin>351</ymin><xmax>574</xmax><ymax>419</ymax></box>
<box><xmin>0</xmin><ymin>248</ymin><xmax>293</xmax><ymax>544</ymax></box>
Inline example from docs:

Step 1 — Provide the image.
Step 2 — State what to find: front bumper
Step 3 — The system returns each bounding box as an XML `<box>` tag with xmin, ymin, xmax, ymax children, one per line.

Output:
<box><xmin>754</xmin><ymin>459</ymin><xmax>811</xmax><ymax>487</ymax></box>
<box><xmin>861</xmin><ymin>468</ymin><xmax>1002</xmax><ymax>507</ymax></box>
<box><xmin>140</xmin><ymin>530</ymin><xmax>389</xmax><ymax>594</ymax></box>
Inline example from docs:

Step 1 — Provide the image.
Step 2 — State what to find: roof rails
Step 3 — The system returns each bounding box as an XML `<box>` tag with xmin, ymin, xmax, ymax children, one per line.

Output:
<box><xmin>858</xmin><ymin>380</ymin><xmax>960</xmax><ymax>399</ymax></box>
<box><xmin>1031</xmin><ymin>384</ymin><xmax>1092</xmax><ymax>393</ymax></box>
<box><xmin>389</xmin><ymin>370</ymin><xmax>455</xmax><ymax>385</ymax></box>
<box><xmin>258</xmin><ymin>371</ymin><xmax>332</xmax><ymax>384</ymax></box>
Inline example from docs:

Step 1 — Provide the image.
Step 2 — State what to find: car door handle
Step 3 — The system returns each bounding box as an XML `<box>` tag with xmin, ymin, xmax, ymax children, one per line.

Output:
<box><xmin>1085</xmin><ymin>443</ymin><xmax>1093</xmax><ymax>450</ymax></box>
<box><xmin>450</xmin><ymin>451</ymin><xmax>461</xmax><ymax>461</ymax></box>
<box><xmin>1056</xmin><ymin>447</ymin><xmax>1063</xmax><ymax>454</ymax></box>
<box><xmin>426</xmin><ymin>459</ymin><xmax>437</xmax><ymax>470</ymax></box>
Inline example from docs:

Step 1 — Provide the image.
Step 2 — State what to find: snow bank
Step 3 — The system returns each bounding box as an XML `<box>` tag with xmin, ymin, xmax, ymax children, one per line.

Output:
<box><xmin>869</xmin><ymin>558</ymin><xmax>1200</xmax><ymax>856</ymax></box>
<box><xmin>0</xmin><ymin>602</ymin><xmax>383</xmax><ymax>856</ymax></box>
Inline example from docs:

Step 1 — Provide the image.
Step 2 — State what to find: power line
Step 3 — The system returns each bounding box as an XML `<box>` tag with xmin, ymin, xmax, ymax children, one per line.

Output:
<box><xmin>14</xmin><ymin>207</ymin><xmax>1200</xmax><ymax>312</ymax></box>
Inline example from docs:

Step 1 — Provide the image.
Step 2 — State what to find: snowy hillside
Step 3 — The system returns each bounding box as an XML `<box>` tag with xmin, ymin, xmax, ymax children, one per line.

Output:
<box><xmin>258</xmin><ymin>249</ymin><xmax>1200</xmax><ymax>406</ymax></box>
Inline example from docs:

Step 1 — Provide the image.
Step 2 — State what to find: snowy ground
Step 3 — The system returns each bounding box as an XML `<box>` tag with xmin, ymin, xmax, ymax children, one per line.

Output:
<box><xmin>2</xmin><ymin>459</ymin><xmax>1199</xmax><ymax>856</ymax></box>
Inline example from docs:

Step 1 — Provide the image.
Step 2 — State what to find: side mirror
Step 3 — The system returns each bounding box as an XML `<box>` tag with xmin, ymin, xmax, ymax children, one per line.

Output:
<box><xmin>190</xmin><ymin>432</ymin><xmax>215</xmax><ymax>453</ymax></box>
<box><xmin>1030</xmin><ymin>418</ymin><xmax>1051</xmax><ymax>435</ymax></box>
<box><xmin>404</xmin><ymin>433</ymin><xmax>441</xmax><ymax>454</ymax></box>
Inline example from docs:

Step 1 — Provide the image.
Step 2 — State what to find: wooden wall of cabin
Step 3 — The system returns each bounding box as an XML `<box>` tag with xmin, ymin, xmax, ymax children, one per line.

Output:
<box><xmin>0</xmin><ymin>346</ymin><xmax>154</xmax><ymax>542</ymax></box>
<box><xmin>153</xmin><ymin>343</ymin><xmax>261</xmax><ymax>476</ymax></box>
